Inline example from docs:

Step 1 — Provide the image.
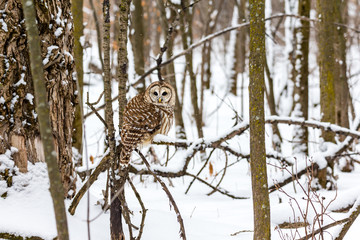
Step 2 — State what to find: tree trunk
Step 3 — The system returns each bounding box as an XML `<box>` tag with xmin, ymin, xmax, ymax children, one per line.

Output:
<box><xmin>317</xmin><ymin>0</ymin><xmax>336</xmax><ymax>141</ymax></box>
<box><xmin>334</xmin><ymin>0</ymin><xmax>349</xmax><ymax>130</ymax></box>
<box><xmin>21</xmin><ymin>0</ymin><xmax>70</xmax><ymax>238</ymax></box>
<box><xmin>180</xmin><ymin>0</ymin><xmax>203</xmax><ymax>140</ymax></box>
<box><xmin>316</xmin><ymin>0</ymin><xmax>336</xmax><ymax>188</ymax></box>
<box><xmin>157</xmin><ymin>0</ymin><xmax>186</xmax><ymax>139</ymax></box>
<box><xmin>291</xmin><ymin>0</ymin><xmax>310</xmax><ymax>155</ymax></box>
<box><xmin>72</xmin><ymin>0</ymin><xmax>84</xmax><ymax>164</ymax></box>
<box><xmin>249</xmin><ymin>0</ymin><xmax>271</xmax><ymax>239</ymax></box>
<box><xmin>130</xmin><ymin>0</ymin><xmax>145</xmax><ymax>92</ymax></box>
<box><xmin>0</xmin><ymin>0</ymin><xmax>76</xmax><ymax>197</ymax></box>
<box><xmin>111</xmin><ymin>0</ymin><xmax>131</xmax><ymax>239</ymax></box>
<box><xmin>230</xmin><ymin>0</ymin><xmax>247</xmax><ymax>96</ymax></box>
<box><xmin>334</xmin><ymin>0</ymin><xmax>352</xmax><ymax>172</ymax></box>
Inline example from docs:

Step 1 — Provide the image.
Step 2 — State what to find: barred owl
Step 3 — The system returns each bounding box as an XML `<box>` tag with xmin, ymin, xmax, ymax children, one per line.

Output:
<box><xmin>120</xmin><ymin>81</ymin><xmax>175</xmax><ymax>165</ymax></box>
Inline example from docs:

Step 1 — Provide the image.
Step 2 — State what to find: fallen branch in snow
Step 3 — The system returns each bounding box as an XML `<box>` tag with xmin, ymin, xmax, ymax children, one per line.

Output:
<box><xmin>269</xmin><ymin>116</ymin><xmax>360</xmax><ymax>192</ymax></box>
<box><xmin>266</xmin><ymin>116</ymin><xmax>360</xmax><ymax>139</ymax></box>
<box><xmin>334</xmin><ymin>198</ymin><xmax>360</xmax><ymax>240</ymax></box>
<box><xmin>268</xmin><ymin>162</ymin><xmax>320</xmax><ymax>193</ymax></box>
<box><xmin>135</xmin><ymin>149</ymin><xmax>187</xmax><ymax>240</ymax></box>
<box><xmin>230</xmin><ymin>229</ymin><xmax>254</xmax><ymax>236</ymax></box>
<box><xmin>297</xmin><ymin>218</ymin><xmax>349</xmax><ymax>240</ymax></box>
<box><xmin>274</xmin><ymin>160</ymin><xmax>338</xmax><ymax>240</ymax></box>
<box><xmin>0</xmin><ymin>232</ymin><xmax>48</xmax><ymax>240</ymax></box>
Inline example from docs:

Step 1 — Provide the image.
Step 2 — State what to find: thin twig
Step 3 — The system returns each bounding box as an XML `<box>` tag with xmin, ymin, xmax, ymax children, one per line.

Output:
<box><xmin>128</xmin><ymin>178</ymin><xmax>147</xmax><ymax>240</ymax></box>
<box><xmin>84</xmin><ymin>13</ymin><xmax>360</xmax><ymax>118</ymax></box>
<box><xmin>207</xmin><ymin>150</ymin><xmax>228</xmax><ymax>196</ymax></box>
<box><xmin>86</xmin><ymin>92</ymin><xmax>107</xmax><ymax>128</ymax></box>
<box><xmin>298</xmin><ymin>218</ymin><xmax>349</xmax><ymax>240</ymax></box>
<box><xmin>185</xmin><ymin>172</ymin><xmax>248</xmax><ymax>199</ymax></box>
<box><xmin>185</xmin><ymin>149</ymin><xmax>215</xmax><ymax>194</ymax></box>
<box><xmin>135</xmin><ymin>149</ymin><xmax>187</xmax><ymax>240</ymax></box>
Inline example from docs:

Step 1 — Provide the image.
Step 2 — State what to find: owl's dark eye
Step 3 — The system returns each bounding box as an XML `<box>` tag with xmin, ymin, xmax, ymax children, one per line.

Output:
<box><xmin>162</xmin><ymin>92</ymin><xmax>168</xmax><ymax>96</ymax></box>
<box><xmin>154</xmin><ymin>92</ymin><xmax>158</xmax><ymax>96</ymax></box>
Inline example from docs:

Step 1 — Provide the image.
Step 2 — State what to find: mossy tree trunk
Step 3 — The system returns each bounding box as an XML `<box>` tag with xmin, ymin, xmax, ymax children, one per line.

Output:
<box><xmin>130</xmin><ymin>0</ymin><xmax>145</xmax><ymax>92</ymax></box>
<box><xmin>291</xmin><ymin>0</ymin><xmax>310</xmax><ymax>155</ymax></box>
<box><xmin>21</xmin><ymin>0</ymin><xmax>69</xmax><ymax>238</ymax></box>
<box><xmin>72</xmin><ymin>0</ymin><xmax>84</xmax><ymax>164</ymax></box>
<box><xmin>316</xmin><ymin>0</ymin><xmax>336</xmax><ymax>188</ymax></box>
<box><xmin>0</xmin><ymin>0</ymin><xmax>77</xmax><ymax>197</ymax></box>
<box><xmin>249</xmin><ymin>0</ymin><xmax>271</xmax><ymax>239</ymax></box>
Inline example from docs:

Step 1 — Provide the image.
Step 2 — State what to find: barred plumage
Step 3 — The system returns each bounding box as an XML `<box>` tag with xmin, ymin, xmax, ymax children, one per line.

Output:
<box><xmin>120</xmin><ymin>81</ymin><xmax>175</xmax><ymax>165</ymax></box>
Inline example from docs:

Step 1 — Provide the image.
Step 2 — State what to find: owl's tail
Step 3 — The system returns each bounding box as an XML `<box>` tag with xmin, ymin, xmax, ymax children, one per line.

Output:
<box><xmin>120</xmin><ymin>146</ymin><xmax>132</xmax><ymax>166</ymax></box>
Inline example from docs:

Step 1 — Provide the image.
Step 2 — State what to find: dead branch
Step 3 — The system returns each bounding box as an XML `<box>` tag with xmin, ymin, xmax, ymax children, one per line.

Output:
<box><xmin>207</xmin><ymin>150</ymin><xmax>228</xmax><ymax>196</ymax></box>
<box><xmin>0</xmin><ymin>232</ymin><xmax>48</xmax><ymax>240</ymax></box>
<box><xmin>86</xmin><ymin>92</ymin><xmax>107</xmax><ymax>128</ymax></box>
<box><xmin>71</xmin><ymin>117</ymin><xmax>360</xmax><ymax>214</ymax></box>
<box><xmin>298</xmin><ymin>218</ymin><xmax>349</xmax><ymax>240</ymax></box>
<box><xmin>334</xmin><ymin>199</ymin><xmax>360</xmax><ymax>240</ymax></box>
<box><xmin>69</xmin><ymin>155</ymin><xmax>110</xmax><ymax>215</ymax></box>
<box><xmin>185</xmin><ymin>149</ymin><xmax>215</xmax><ymax>194</ymax></box>
<box><xmin>266</xmin><ymin>116</ymin><xmax>360</xmax><ymax>139</ymax></box>
<box><xmin>268</xmin><ymin>162</ymin><xmax>320</xmax><ymax>193</ymax></box>
<box><xmin>185</xmin><ymin>172</ymin><xmax>248</xmax><ymax>199</ymax></box>
<box><xmin>128</xmin><ymin>178</ymin><xmax>147</xmax><ymax>240</ymax></box>
<box><xmin>135</xmin><ymin>149</ymin><xmax>187</xmax><ymax>240</ymax></box>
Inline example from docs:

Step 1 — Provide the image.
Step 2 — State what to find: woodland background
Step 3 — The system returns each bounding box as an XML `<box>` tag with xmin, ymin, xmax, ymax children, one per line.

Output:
<box><xmin>1</xmin><ymin>0</ymin><xmax>360</xmax><ymax>239</ymax></box>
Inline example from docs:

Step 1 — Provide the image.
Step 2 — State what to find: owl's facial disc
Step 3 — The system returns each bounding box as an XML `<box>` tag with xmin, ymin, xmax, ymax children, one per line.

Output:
<box><xmin>148</xmin><ymin>85</ymin><xmax>172</xmax><ymax>105</ymax></box>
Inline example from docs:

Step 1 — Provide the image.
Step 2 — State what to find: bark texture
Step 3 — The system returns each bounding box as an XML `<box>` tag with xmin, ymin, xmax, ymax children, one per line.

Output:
<box><xmin>230</xmin><ymin>0</ymin><xmax>247</xmax><ymax>96</ymax></box>
<box><xmin>180</xmin><ymin>0</ymin><xmax>203</xmax><ymax>140</ymax></box>
<box><xmin>291</xmin><ymin>0</ymin><xmax>310</xmax><ymax>155</ymax></box>
<box><xmin>317</xmin><ymin>0</ymin><xmax>337</xmax><ymax>188</ymax></box>
<box><xmin>249</xmin><ymin>0</ymin><xmax>271</xmax><ymax>239</ymax></box>
<box><xmin>72</xmin><ymin>0</ymin><xmax>84</xmax><ymax>160</ymax></box>
<box><xmin>21</xmin><ymin>0</ymin><xmax>69</xmax><ymax>238</ymax></box>
<box><xmin>334</xmin><ymin>0</ymin><xmax>349</xmax><ymax>130</ymax></box>
<box><xmin>317</xmin><ymin>0</ymin><xmax>336</xmax><ymax>142</ymax></box>
<box><xmin>111</xmin><ymin>0</ymin><xmax>131</xmax><ymax>239</ymax></box>
<box><xmin>0</xmin><ymin>0</ymin><xmax>76</xmax><ymax>197</ymax></box>
<box><xmin>130</xmin><ymin>0</ymin><xmax>145</xmax><ymax>92</ymax></box>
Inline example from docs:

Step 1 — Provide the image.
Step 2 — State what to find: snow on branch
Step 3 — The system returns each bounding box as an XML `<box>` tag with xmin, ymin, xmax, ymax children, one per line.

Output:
<box><xmin>71</xmin><ymin>115</ymin><xmax>360</xmax><ymax>212</ymax></box>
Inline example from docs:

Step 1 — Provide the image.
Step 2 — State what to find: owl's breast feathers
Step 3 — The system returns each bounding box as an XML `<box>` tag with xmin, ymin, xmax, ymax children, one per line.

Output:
<box><xmin>120</xmin><ymin>94</ymin><xmax>174</xmax><ymax>165</ymax></box>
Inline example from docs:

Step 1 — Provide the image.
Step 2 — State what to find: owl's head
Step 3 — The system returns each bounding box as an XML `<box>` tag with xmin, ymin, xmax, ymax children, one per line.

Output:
<box><xmin>144</xmin><ymin>81</ymin><xmax>175</xmax><ymax>108</ymax></box>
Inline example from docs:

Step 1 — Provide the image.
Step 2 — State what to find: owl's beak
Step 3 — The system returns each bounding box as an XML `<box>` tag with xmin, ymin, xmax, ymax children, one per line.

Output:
<box><xmin>158</xmin><ymin>98</ymin><xmax>162</xmax><ymax>103</ymax></box>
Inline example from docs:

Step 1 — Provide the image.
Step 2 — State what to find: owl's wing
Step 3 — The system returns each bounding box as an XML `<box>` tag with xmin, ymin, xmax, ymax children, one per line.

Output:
<box><xmin>120</xmin><ymin>95</ymin><xmax>161</xmax><ymax>164</ymax></box>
